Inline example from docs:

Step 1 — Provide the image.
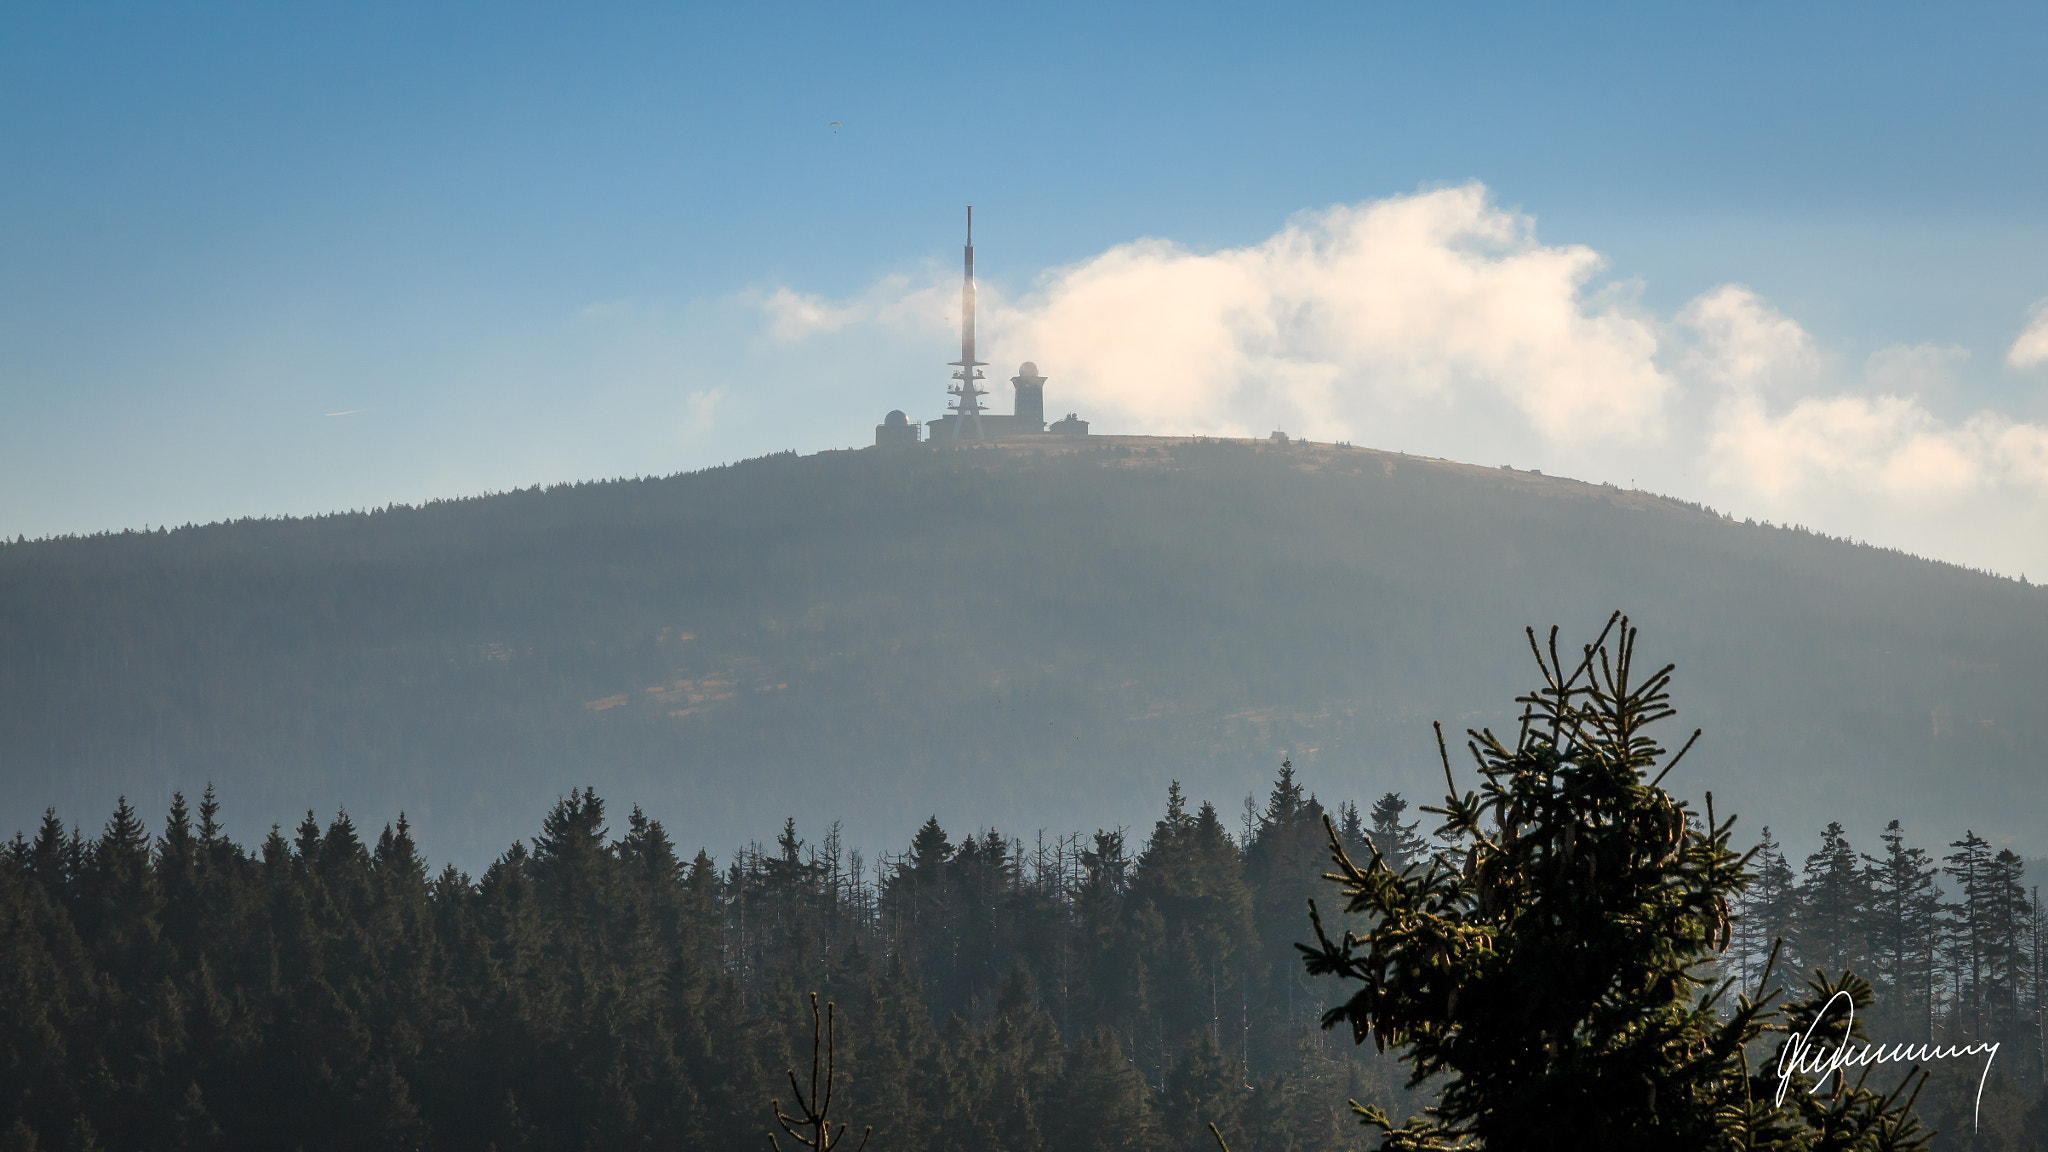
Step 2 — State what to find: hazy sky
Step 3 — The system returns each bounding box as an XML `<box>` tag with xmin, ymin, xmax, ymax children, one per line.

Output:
<box><xmin>6</xmin><ymin>2</ymin><xmax>2048</xmax><ymax>574</ymax></box>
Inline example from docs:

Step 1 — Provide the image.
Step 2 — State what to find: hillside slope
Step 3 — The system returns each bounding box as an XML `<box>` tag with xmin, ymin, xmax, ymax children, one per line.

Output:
<box><xmin>3</xmin><ymin>437</ymin><xmax>2042</xmax><ymax>865</ymax></box>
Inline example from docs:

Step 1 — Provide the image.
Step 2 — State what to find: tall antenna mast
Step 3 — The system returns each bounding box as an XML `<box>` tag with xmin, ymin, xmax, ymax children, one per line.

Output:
<box><xmin>946</xmin><ymin>206</ymin><xmax>987</xmax><ymax>440</ymax></box>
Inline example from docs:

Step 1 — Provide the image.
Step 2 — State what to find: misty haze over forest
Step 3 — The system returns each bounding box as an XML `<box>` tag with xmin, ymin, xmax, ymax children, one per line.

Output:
<box><xmin>10</xmin><ymin>4</ymin><xmax>2048</xmax><ymax>1149</ymax></box>
<box><xmin>5</xmin><ymin>437</ymin><xmax>2041</xmax><ymax>872</ymax></box>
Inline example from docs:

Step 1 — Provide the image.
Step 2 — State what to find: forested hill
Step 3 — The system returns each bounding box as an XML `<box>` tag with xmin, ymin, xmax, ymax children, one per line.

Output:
<box><xmin>3</xmin><ymin>436</ymin><xmax>2043</xmax><ymax>866</ymax></box>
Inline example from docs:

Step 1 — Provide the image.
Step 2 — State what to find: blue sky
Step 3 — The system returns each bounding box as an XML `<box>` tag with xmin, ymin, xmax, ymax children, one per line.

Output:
<box><xmin>5</xmin><ymin>2</ymin><xmax>2048</xmax><ymax>572</ymax></box>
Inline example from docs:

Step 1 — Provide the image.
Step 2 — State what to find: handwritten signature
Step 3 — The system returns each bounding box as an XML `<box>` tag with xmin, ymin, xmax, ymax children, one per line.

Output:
<box><xmin>1775</xmin><ymin>990</ymin><xmax>1999</xmax><ymax>1131</ymax></box>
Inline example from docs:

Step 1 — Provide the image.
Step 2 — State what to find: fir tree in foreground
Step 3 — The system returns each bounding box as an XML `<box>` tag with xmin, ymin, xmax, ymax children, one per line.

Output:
<box><xmin>1300</xmin><ymin>613</ymin><xmax>1934</xmax><ymax>1151</ymax></box>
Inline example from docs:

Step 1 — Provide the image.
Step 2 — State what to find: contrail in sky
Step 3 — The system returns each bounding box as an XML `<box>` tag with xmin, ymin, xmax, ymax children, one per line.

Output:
<box><xmin>324</xmin><ymin>410</ymin><xmax>364</xmax><ymax>417</ymax></box>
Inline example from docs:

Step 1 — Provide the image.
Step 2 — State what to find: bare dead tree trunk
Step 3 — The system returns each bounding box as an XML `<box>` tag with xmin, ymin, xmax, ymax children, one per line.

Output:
<box><xmin>768</xmin><ymin>992</ymin><xmax>871</xmax><ymax>1152</ymax></box>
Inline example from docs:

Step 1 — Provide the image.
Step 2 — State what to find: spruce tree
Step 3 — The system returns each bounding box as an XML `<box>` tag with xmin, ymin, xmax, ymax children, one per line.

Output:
<box><xmin>155</xmin><ymin>790</ymin><xmax>236</xmax><ymax>1006</ymax></box>
<box><xmin>1795</xmin><ymin>821</ymin><xmax>1871</xmax><ymax>979</ymax></box>
<box><xmin>1298</xmin><ymin>614</ymin><xmax>1931</xmax><ymax>1151</ymax></box>
<box><xmin>1734</xmin><ymin>828</ymin><xmax>1792</xmax><ymax>997</ymax></box>
<box><xmin>1863</xmin><ymin>820</ymin><xmax>1941</xmax><ymax>1042</ymax></box>
<box><xmin>2031</xmin><ymin>885</ymin><xmax>2045</xmax><ymax>1088</ymax></box>
<box><xmin>1366</xmin><ymin>793</ymin><xmax>1428</xmax><ymax>876</ymax></box>
<box><xmin>1245</xmin><ymin>760</ymin><xmax>1332</xmax><ymax>1068</ymax></box>
<box><xmin>1340</xmin><ymin>802</ymin><xmax>1367</xmax><ymax>856</ymax></box>
<box><xmin>1162</xmin><ymin>1031</ymin><xmax>1244</xmax><ymax>1151</ymax></box>
<box><xmin>77</xmin><ymin>795</ymin><xmax>158</xmax><ymax>976</ymax></box>
<box><xmin>886</xmin><ymin>817</ymin><xmax>958</xmax><ymax>1000</ymax></box>
<box><xmin>1130</xmin><ymin>785</ymin><xmax>1255</xmax><ymax>1069</ymax></box>
<box><xmin>1072</xmin><ymin>827</ymin><xmax>1140</xmax><ymax>1038</ymax></box>
<box><xmin>1047</xmin><ymin>1028</ymin><xmax>1154</xmax><ymax>1152</ymax></box>
<box><xmin>1982</xmin><ymin>850</ymin><xmax>2033</xmax><ymax>1042</ymax></box>
<box><xmin>22</xmin><ymin>808</ymin><xmax>73</xmax><ymax>899</ymax></box>
<box><xmin>1945</xmin><ymin>831</ymin><xmax>1995</xmax><ymax>1040</ymax></box>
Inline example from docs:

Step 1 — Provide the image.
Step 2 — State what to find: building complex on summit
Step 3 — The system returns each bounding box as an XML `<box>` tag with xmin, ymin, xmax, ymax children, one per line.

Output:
<box><xmin>875</xmin><ymin>210</ymin><xmax>1090</xmax><ymax>448</ymax></box>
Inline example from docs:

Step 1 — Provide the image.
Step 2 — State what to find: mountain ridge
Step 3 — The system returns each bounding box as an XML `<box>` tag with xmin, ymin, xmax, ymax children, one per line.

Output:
<box><xmin>4</xmin><ymin>436</ymin><xmax>2041</xmax><ymax>867</ymax></box>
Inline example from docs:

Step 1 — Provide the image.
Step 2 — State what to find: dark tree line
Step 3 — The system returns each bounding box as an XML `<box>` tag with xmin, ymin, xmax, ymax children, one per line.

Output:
<box><xmin>4</xmin><ymin>766</ymin><xmax>2042</xmax><ymax>1150</ymax></box>
<box><xmin>1</xmin><ymin>768</ymin><xmax>1434</xmax><ymax>1152</ymax></box>
<box><xmin>1734</xmin><ymin>821</ymin><xmax>2043</xmax><ymax>1054</ymax></box>
<box><xmin>1730</xmin><ymin>819</ymin><xmax>2046</xmax><ymax>1142</ymax></box>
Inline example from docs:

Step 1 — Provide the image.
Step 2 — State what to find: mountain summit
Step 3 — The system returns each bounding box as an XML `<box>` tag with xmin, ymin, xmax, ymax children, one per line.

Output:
<box><xmin>4</xmin><ymin>436</ymin><xmax>2040</xmax><ymax>865</ymax></box>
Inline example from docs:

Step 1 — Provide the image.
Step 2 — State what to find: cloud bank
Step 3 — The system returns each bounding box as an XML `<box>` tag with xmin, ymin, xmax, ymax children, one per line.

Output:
<box><xmin>763</xmin><ymin>185</ymin><xmax>2048</xmax><ymax>574</ymax></box>
<box><xmin>2009</xmin><ymin>301</ymin><xmax>2048</xmax><ymax>370</ymax></box>
<box><xmin>1689</xmin><ymin>287</ymin><xmax>2048</xmax><ymax>501</ymax></box>
<box><xmin>999</xmin><ymin>186</ymin><xmax>1674</xmax><ymax>445</ymax></box>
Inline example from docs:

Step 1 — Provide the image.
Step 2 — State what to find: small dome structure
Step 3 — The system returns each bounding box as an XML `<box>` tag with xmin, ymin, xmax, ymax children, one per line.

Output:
<box><xmin>1017</xmin><ymin>361</ymin><xmax>1039</xmax><ymax>377</ymax></box>
<box><xmin>875</xmin><ymin>409</ymin><xmax>921</xmax><ymax>448</ymax></box>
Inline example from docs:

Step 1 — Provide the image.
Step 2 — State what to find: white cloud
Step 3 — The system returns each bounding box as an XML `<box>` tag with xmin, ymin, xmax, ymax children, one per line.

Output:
<box><xmin>762</xmin><ymin>288</ymin><xmax>864</xmax><ymax>339</ymax></box>
<box><xmin>1864</xmin><ymin>343</ymin><xmax>1969</xmax><ymax>395</ymax></box>
<box><xmin>1680</xmin><ymin>285</ymin><xmax>1822</xmax><ymax>395</ymax></box>
<box><xmin>750</xmin><ymin>186</ymin><xmax>2048</xmax><ymax>573</ymax></box>
<box><xmin>766</xmin><ymin>185</ymin><xmax>1675</xmax><ymax>446</ymax></box>
<box><xmin>987</xmin><ymin>186</ymin><xmax>1674</xmax><ymax>444</ymax></box>
<box><xmin>1710</xmin><ymin>391</ymin><xmax>1990</xmax><ymax>498</ymax></box>
<box><xmin>1691</xmin><ymin>293</ymin><xmax>2048</xmax><ymax>499</ymax></box>
<box><xmin>2007</xmin><ymin>300</ymin><xmax>2048</xmax><ymax>369</ymax></box>
<box><xmin>760</xmin><ymin>276</ymin><xmax>956</xmax><ymax>342</ymax></box>
<box><xmin>681</xmin><ymin>388</ymin><xmax>723</xmax><ymax>440</ymax></box>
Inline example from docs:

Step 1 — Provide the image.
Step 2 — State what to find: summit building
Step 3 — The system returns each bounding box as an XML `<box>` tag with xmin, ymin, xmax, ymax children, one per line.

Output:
<box><xmin>875</xmin><ymin>211</ymin><xmax>1090</xmax><ymax>448</ymax></box>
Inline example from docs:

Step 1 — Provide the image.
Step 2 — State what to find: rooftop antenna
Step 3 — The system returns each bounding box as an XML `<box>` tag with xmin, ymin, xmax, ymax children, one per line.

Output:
<box><xmin>946</xmin><ymin>206</ymin><xmax>987</xmax><ymax>440</ymax></box>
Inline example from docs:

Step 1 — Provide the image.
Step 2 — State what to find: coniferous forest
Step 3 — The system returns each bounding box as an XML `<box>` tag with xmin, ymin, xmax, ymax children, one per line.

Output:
<box><xmin>5</xmin><ymin>753</ymin><xmax>2043</xmax><ymax>1149</ymax></box>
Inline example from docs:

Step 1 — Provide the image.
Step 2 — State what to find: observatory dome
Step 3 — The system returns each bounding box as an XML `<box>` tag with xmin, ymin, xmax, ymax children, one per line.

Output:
<box><xmin>1017</xmin><ymin>362</ymin><xmax>1039</xmax><ymax>377</ymax></box>
<box><xmin>883</xmin><ymin>409</ymin><xmax>909</xmax><ymax>427</ymax></box>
